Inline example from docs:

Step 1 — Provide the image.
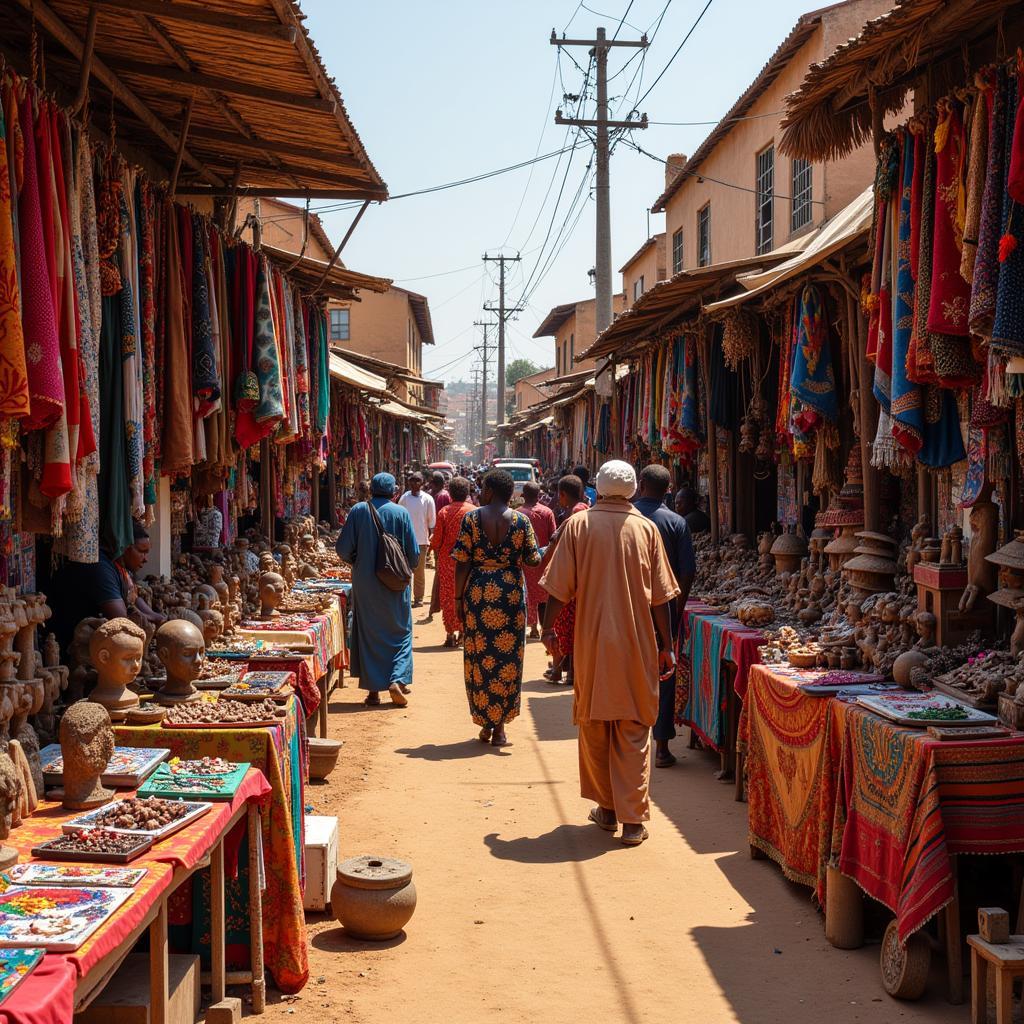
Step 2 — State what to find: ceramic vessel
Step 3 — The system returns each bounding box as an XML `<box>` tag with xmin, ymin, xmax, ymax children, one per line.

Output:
<box><xmin>892</xmin><ymin>650</ymin><xmax>928</xmax><ymax>690</ymax></box>
<box><xmin>770</xmin><ymin>532</ymin><xmax>807</xmax><ymax>574</ymax></box>
<box><xmin>331</xmin><ymin>855</ymin><xmax>416</xmax><ymax>940</ymax></box>
<box><xmin>308</xmin><ymin>737</ymin><xmax>343</xmax><ymax>780</ymax></box>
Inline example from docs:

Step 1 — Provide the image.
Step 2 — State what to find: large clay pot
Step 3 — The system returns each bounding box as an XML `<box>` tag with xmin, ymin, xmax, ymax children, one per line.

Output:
<box><xmin>770</xmin><ymin>532</ymin><xmax>807</xmax><ymax>574</ymax></box>
<box><xmin>308</xmin><ymin>737</ymin><xmax>343</xmax><ymax>780</ymax></box>
<box><xmin>331</xmin><ymin>855</ymin><xmax>416</xmax><ymax>940</ymax></box>
<box><xmin>892</xmin><ymin>650</ymin><xmax>928</xmax><ymax>690</ymax></box>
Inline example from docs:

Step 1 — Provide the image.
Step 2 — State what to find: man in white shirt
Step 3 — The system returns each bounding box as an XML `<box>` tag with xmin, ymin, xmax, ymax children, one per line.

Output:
<box><xmin>398</xmin><ymin>472</ymin><xmax>436</xmax><ymax>606</ymax></box>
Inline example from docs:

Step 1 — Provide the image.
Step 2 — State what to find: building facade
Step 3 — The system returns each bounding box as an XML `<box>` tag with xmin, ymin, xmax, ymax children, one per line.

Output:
<box><xmin>650</xmin><ymin>0</ymin><xmax>892</xmax><ymax>272</ymax></box>
<box><xmin>620</xmin><ymin>233</ymin><xmax>667</xmax><ymax>311</ymax></box>
<box><xmin>533</xmin><ymin>294</ymin><xmax>626</xmax><ymax>378</ymax></box>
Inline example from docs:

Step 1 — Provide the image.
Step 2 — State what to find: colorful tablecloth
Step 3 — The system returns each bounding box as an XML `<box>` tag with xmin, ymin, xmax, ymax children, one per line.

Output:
<box><xmin>238</xmin><ymin>596</ymin><xmax>344</xmax><ymax>684</ymax></box>
<box><xmin>678</xmin><ymin>604</ymin><xmax>764</xmax><ymax>751</ymax></box>
<box><xmin>741</xmin><ymin>663</ymin><xmax>1024</xmax><ymax>943</ymax></box>
<box><xmin>116</xmin><ymin>697</ymin><xmax>308</xmax><ymax>992</ymax></box>
<box><xmin>0</xmin><ymin>770</ymin><xmax>271</xmax><ymax>1024</ymax></box>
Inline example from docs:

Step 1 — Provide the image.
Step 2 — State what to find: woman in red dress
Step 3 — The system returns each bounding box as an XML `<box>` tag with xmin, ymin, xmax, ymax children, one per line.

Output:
<box><xmin>519</xmin><ymin>481</ymin><xmax>557</xmax><ymax>638</ymax></box>
<box><xmin>429</xmin><ymin>476</ymin><xmax>474</xmax><ymax>647</ymax></box>
<box><xmin>538</xmin><ymin>474</ymin><xmax>589</xmax><ymax>684</ymax></box>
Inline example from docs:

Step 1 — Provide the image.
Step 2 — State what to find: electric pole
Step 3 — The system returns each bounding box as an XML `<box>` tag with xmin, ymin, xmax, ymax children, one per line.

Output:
<box><xmin>551</xmin><ymin>26</ymin><xmax>648</xmax><ymax>339</ymax></box>
<box><xmin>473</xmin><ymin>320</ymin><xmax>495</xmax><ymax>451</ymax></box>
<box><xmin>483</xmin><ymin>254</ymin><xmax>523</xmax><ymax>454</ymax></box>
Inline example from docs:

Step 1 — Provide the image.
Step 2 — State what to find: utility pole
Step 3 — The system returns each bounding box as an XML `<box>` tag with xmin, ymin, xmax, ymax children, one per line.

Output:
<box><xmin>482</xmin><ymin>254</ymin><xmax>522</xmax><ymax>454</ymax></box>
<box><xmin>551</xmin><ymin>25</ymin><xmax>648</xmax><ymax>357</ymax></box>
<box><xmin>473</xmin><ymin>320</ymin><xmax>495</xmax><ymax>451</ymax></box>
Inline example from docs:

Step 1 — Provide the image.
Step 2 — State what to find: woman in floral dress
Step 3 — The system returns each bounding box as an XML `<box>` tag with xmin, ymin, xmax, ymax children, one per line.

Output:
<box><xmin>452</xmin><ymin>469</ymin><xmax>541</xmax><ymax>747</ymax></box>
<box><xmin>428</xmin><ymin>476</ymin><xmax>474</xmax><ymax>647</ymax></box>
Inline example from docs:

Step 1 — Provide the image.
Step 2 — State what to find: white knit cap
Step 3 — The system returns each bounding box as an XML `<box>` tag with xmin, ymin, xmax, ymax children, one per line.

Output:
<box><xmin>596</xmin><ymin>459</ymin><xmax>637</xmax><ymax>499</ymax></box>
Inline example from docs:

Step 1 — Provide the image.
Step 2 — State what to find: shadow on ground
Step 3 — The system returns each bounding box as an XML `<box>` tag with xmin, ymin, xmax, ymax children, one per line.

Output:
<box><xmin>396</xmin><ymin>739</ymin><xmax>511</xmax><ymax>760</ymax></box>
<box><xmin>312</xmin><ymin>927</ymin><xmax>408</xmax><ymax>953</ymax></box>
<box><xmin>483</xmin><ymin>823</ymin><xmax>624</xmax><ymax>864</ymax></box>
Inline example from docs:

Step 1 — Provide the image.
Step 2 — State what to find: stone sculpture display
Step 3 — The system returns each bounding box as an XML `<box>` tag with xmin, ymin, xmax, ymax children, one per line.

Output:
<box><xmin>153</xmin><ymin>619</ymin><xmax>206</xmax><ymax>704</ymax></box>
<box><xmin>59</xmin><ymin>701</ymin><xmax>115</xmax><ymax>810</ymax></box>
<box><xmin>88</xmin><ymin>618</ymin><xmax>145</xmax><ymax>717</ymax></box>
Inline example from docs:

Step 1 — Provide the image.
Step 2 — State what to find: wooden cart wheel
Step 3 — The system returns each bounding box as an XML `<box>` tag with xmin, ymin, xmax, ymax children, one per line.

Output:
<box><xmin>880</xmin><ymin>919</ymin><xmax>930</xmax><ymax>1000</ymax></box>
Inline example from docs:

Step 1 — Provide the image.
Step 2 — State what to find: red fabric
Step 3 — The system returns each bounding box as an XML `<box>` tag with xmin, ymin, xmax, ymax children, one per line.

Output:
<box><xmin>520</xmin><ymin>502</ymin><xmax>556</xmax><ymax>626</ymax></box>
<box><xmin>0</xmin><ymin>953</ymin><xmax>77</xmax><ymax>1024</ymax></box>
<box><xmin>927</xmin><ymin>101</ymin><xmax>972</xmax><ymax>336</ymax></box>
<box><xmin>723</xmin><ymin>626</ymin><xmax>766</xmax><ymax>701</ymax></box>
<box><xmin>1008</xmin><ymin>62</ymin><xmax>1024</xmax><ymax>204</ymax></box>
<box><xmin>429</xmin><ymin>499</ymin><xmax>473</xmax><ymax>633</ymax></box>
<box><xmin>551</xmin><ymin>502</ymin><xmax>588</xmax><ymax>654</ymax></box>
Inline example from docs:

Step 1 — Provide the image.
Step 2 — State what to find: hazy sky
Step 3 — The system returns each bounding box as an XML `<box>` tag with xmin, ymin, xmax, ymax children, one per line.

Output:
<box><xmin>301</xmin><ymin>0</ymin><xmax>823</xmax><ymax>381</ymax></box>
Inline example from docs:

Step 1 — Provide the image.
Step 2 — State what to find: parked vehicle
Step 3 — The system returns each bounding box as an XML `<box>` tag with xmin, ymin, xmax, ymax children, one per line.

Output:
<box><xmin>496</xmin><ymin>461</ymin><xmax>539</xmax><ymax>502</ymax></box>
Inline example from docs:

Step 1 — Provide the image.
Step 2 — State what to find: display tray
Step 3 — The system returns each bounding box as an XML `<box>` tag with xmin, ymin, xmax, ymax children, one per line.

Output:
<box><xmin>249</xmin><ymin>648</ymin><xmax>315</xmax><ymax>659</ymax></box>
<box><xmin>205</xmin><ymin>650</ymin><xmax>255</xmax><ymax>661</ymax></box>
<box><xmin>926</xmin><ymin>724</ymin><xmax>1014</xmax><ymax>741</ymax></box>
<box><xmin>26</xmin><ymin>830</ymin><xmax>153</xmax><ymax>864</ymax></box>
<box><xmin>797</xmin><ymin>674</ymin><xmax>891</xmax><ymax>696</ymax></box>
<box><xmin>0</xmin><ymin>886</ymin><xmax>134</xmax><ymax>950</ymax></box>
<box><xmin>62</xmin><ymin>799</ymin><xmax>213</xmax><ymax>841</ymax></box>
<box><xmin>856</xmin><ymin>691</ymin><xmax>997</xmax><ymax>727</ymax></box>
<box><xmin>0</xmin><ymin>948</ymin><xmax>43</xmax><ymax>1002</ymax></box>
<box><xmin>162</xmin><ymin>716</ymin><xmax>280</xmax><ymax>729</ymax></box>
<box><xmin>194</xmin><ymin>674</ymin><xmax>244</xmax><ymax>691</ymax></box>
<box><xmin>138</xmin><ymin>763</ymin><xmax>249</xmax><ymax>801</ymax></box>
<box><xmin>39</xmin><ymin>745</ymin><xmax>170</xmax><ymax>789</ymax></box>
<box><xmin>930</xmin><ymin>676</ymin><xmax>998</xmax><ymax>710</ymax></box>
<box><xmin>8</xmin><ymin>863</ymin><xmax>148</xmax><ymax>887</ymax></box>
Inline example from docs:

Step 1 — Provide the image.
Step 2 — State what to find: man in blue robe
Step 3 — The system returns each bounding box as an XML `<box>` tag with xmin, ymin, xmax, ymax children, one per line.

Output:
<box><xmin>337</xmin><ymin>473</ymin><xmax>420</xmax><ymax>707</ymax></box>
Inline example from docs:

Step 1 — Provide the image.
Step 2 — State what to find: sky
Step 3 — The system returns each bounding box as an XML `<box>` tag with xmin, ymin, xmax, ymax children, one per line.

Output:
<box><xmin>301</xmin><ymin>0</ymin><xmax>821</xmax><ymax>383</ymax></box>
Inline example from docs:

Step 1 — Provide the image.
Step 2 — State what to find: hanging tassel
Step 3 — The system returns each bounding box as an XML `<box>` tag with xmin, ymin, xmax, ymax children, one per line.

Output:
<box><xmin>999</xmin><ymin>232</ymin><xmax>1018</xmax><ymax>262</ymax></box>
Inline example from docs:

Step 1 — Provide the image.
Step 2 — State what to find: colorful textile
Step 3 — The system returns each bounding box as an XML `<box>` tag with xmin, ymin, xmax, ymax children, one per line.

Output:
<box><xmin>891</xmin><ymin>133</ymin><xmax>924</xmax><ymax>454</ymax></box>
<box><xmin>191</xmin><ymin>214</ymin><xmax>219</xmax><ymax>413</ymax></box>
<box><xmin>452</xmin><ymin>508</ymin><xmax>540</xmax><ymax>728</ymax></box>
<box><xmin>116</xmin><ymin>701</ymin><xmax>308</xmax><ymax>992</ymax></box>
<box><xmin>790</xmin><ymin>283</ymin><xmax>838</xmax><ymax>433</ymax></box>
<box><xmin>993</xmin><ymin>72</ymin><xmax>1024</xmax><ymax>355</ymax></box>
<box><xmin>682</xmin><ymin>610</ymin><xmax>727</xmax><ymax>751</ymax></box>
<box><xmin>962</xmin><ymin>76</ymin><xmax>992</xmax><ymax>281</ymax></box>
<box><xmin>550</xmin><ymin>501</ymin><xmax>587</xmax><ymax>655</ymax></box>
<box><xmin>927</xmin><ymin>99</ymin><xmax>971</xmax><ymax>335</ymax></box>
<box><xmin>253</xmin><ymin>259</ymin><xmax>284</xmax><ymax>425</ymax></box>
<box><xmin>0</xmin><ymin>95</ymin><xmax>28</xmax><ymax>419</ymax></box>
<box><xmin>739</xmin><ymin>664</ymin><xmax>838</xmax><ymax>886</ymax></box>
<box><xmin>918</xmin><ymin>384</ymin><xmax>966</xmax><ymax>468</ymax></box>
<box><xmin>429</xmin><ymin>499</ymin><xmax>474</xmax><ymax>633</ymax></box>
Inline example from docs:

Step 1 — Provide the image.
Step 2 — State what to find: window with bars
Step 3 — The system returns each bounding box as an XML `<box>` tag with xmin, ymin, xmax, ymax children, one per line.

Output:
<box><xmin>329</xmin><ymin>308</ymin><xmax>350</xmax><ymax>341</ymax></box>
<box><xmin>697</xmin><ymin>204</ymin><xmax>711</xmax><ymax>267</ymax></box>
<box><xmin>633</xmin><ymin>275</ymin><xmax>645</xmax><ymax>302</ymax></box>
<box><xmin>791</xmin><ymin>157</ymin><xmax>813</xmax><ymax>231</ymax></box>
<box><xmin>755</xmin><ymin>145</ymin><xmax>774</xmax><ymax>255</ymax></box>
<box><xmin>672</xmin><ymin>228</ymin><xmax>684</xmax><ymax>274</ymax></box>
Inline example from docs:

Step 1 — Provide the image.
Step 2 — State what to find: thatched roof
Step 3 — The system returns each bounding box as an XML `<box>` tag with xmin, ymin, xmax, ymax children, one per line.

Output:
<box><xmin>781</xmin><ymin>0</ymin><xmax>1020</xmax><ymax>162</ymax></box>
<box><xmin>261</xmin><ymin>244</ymin><xmax>391</xmax><ymax>301</ymax></box>
<box><xmin>1</xmin><ymin>0</ymin><xmax>386</xmax><ymax>199</ymax></box>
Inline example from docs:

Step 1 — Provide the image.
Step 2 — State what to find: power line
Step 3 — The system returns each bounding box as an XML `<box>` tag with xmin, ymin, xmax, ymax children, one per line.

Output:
<box><xmin>636</xmin><ymin>0</ymin><xmax>714</xmax><ymax>108</ymax></box>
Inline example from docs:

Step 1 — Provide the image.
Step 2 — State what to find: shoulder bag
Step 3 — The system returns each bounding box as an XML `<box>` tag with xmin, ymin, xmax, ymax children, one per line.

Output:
<box><xmin>367</xmin><ymin>500</ymin><xmax>413</xmax><ymax>592</ymax></box>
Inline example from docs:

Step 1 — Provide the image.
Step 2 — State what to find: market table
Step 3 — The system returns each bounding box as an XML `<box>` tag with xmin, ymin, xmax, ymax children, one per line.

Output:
<box><xmin>0</xmin><ymin>768</ymin><xmax>271</xmax><ymax>1024</ymax></box>
<box><xmin>238</xmin><ymin>595</ymin><xmax>347</xmax><ymax>738</ymax></box>
<box><xmin>740</xmin><ymin>662</ymin><xmax>1024</xmax><ymax>1001</ymax></box>
<box><xmin>115</xmin><ymin>696</ymin><xmax>308</xmax><ymax>994</ymax></box>
<box><xmin>678</xmin><ymin>602</ymin><xmax>765</xmax><ymax>783</ymax></box>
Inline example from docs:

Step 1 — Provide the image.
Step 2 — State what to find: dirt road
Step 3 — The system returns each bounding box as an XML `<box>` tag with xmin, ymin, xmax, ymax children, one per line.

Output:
<box><xmin>276</xmin><ymin>568</ymin><xmax>962</xmax><ymax>1023</ymax></box>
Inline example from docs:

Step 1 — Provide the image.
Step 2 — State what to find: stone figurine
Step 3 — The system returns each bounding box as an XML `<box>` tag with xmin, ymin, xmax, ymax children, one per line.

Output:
<box><xmin>258</xmin><ymin>572</ymin><xmax>287</xmax><ymax>620</ymax></box>
<box><xmin>154</xmin><ymin>619</ymin><xmax>206</xmax><ymax>703</ymax></box>
<box><xmin>88</xmin><ymin>618</ymin><xmax>146</xmax><ymax>717</ymax></box>
<box><xmin>959</xmin><ymin>490</ymin><xmax>999</xmax><ymax>612</ymax></box>
<box><xmin>59</xmin><ymin>701</ymin><xmax>115</xmax><ymax>810</ymax></box>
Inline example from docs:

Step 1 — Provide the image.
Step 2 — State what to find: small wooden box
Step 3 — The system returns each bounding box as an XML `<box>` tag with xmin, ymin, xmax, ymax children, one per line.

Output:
<box><xmin>74</xmin><ymin>953</ymin><xmax>199</xmax><ymax>1024</ymax></box>
<box><xmin>979</xmin><ymin>908</ymin><xmax>1011</xmax><ymax>944</ymax></box>
<box><xmin>303</xmin><ymin>814</ymin><xmax>339</xmax><ymax>912</ymax></box>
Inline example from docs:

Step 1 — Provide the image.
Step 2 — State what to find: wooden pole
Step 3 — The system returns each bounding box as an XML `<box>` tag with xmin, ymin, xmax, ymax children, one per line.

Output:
<box><xmin>857</xmin><ymin>304</ymin><xmax>880</xmax><ymax>532</ymax></box>
<box><xmin>70</xmin><ymin>7</ymin><xmax>98</xmax><ymax>113</ymax></box>
<box><xmin>168</xmin><ymin>91</ymin><xmax>195</xmax><ymax>198</ymax></box>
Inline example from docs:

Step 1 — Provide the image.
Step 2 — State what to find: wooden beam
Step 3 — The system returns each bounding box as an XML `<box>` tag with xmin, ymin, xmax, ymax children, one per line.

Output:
<box><xmin>169</xmin><ymin>91</ymin><xmax>195</xmax><ymax>197</ymax></box>
<box><xmin>174</xmin><ymin>185</ymin><xmax>386</xmax><ymax>200</ymax></box>
<box><xmin>13</xmin><ymin>0</ymin><xmax>222</xmax><ymax>186</ymax></box>
<box><xmin>88</xmin><ymin>0</ymin><xmax>297</xmax><ymax>41</ymax></box>
<box><xmin>177</xmin><ymin>124</ymin><xmax>359</xmax><ymax>169</ymax></box>
<box><xmin>198</xmin><ymin>158</ymin><xmax>375</xmax><ymax>193</ymax></box>
<box><xmin>71</xmin><ymin>7</ymin><xmax>98</xmax><ymax>113</ymax></box>
<box><xmin>104</xmin><ymin>57</ymin><xmax>337</xmax><ymax>112</ymax></box>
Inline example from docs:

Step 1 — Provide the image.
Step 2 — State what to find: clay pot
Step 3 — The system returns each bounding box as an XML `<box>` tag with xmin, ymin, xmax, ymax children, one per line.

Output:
<box><xmin>331</xmin><ymin>855</ymin><xmax>417</xmax><ymax>940</ymax></box>
<box><xmin>892</xmin><ymin>650</ymin><xmax>928</xmax><ymax>690</ymax></box>
<box><xmin>770</xmin><ymin>532</ymin><xmax>807</xmax><ymax>574</ymax></box>
<box><xmin>308</xmin><ymin>737</ymin><xmax>343</xmax><ymax>780</ymax></box>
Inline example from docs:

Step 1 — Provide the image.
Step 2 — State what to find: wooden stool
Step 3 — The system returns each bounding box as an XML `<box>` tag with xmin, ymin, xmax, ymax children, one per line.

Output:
<box><xmin>967</xmin><ymin>934</ymin><xmax>1024</xmax><ymax>1023</ymax></box>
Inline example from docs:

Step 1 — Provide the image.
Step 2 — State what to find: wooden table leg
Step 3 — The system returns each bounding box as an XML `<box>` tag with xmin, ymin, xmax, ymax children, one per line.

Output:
<box><xmin>211</xmin><ymin>840</ymin><xmax>226</xmax><ymax>1005</ymax></box>
<box><xmin>318</xmin><ymin>668</ymin><xmax>330</xmax><ymax>739</ymax></box>
<box><xmin>734</xmin><ymin>749</ymin><xmax>745</xmax><ymax>802</ymax></box>
<box><xmin>970</xmin><ymin>949</ymin><xmax>987</xmax><ymax>1024</ymax></box>
<box><xmin>247</xmin><ymin>806</ymin><xmax>266</xmax><ymax>1014</ymax></box>
<box><xmin>946</xmin><ymin>857</ymin><xmax>964</xmax><ymax>1005</ymax></box>
<box><xmin>996</xmin><ymin>967</ymin><xmax>1014</xmax><ymax>1024</ymax></box>
<box><xmin>149</xmin><ymin>899</ymin><xmax>168</xmax><ymax>1024</ymax></box>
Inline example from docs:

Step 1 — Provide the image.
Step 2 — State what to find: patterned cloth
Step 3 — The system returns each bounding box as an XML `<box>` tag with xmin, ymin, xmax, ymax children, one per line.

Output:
<box><xmin>518</xmin><ymin>501</ymin><xmax>556</xmax><ymax>627</ymax></box>
<box><xmin>681</xmin><ymin>609</ymin><xmax>727</xmax><ymax>751</ymax></box>
<box><xmin>790</xmin><ymin>284</ymin><xmax>838</xmax><ymax>431</ymax></box>
<box><xmin>0</xmin><ymin>93</ymin><xmax>29</xmax><ymax>419</ymax></box>
<box><xmin>452</xmin><ymin>508</ymin><xmax>540</xmax><ymax>728</ymax></box>
<box><xmin>115</xmin><ymin>698</ymin><xmax>308</xmax><ymax>992</ymax></box>
<box><xmin>429</xmin><ymin>499</ymin><xmax>474</xmax><ymax>634</ymax></box>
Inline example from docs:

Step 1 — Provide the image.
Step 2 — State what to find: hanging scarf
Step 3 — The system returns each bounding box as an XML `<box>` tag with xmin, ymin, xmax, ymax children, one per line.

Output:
<box><xmin>119</xmin><ymin>174</ymin><xmax>144</xmax><ymax>516</ymax></box>
<box><xmin>191</xmin><ymin>214</ymin><xmax>219</xmax><ymax>414</ymax></box>
<box><xmin>161</xmin><ymin>197</ymin><xmax>194</xmax><ymax>475</ymax></box>
<box><xmin>678</xmin><ymin>334</ymin><xmax>702</xmax><ymax>452</ymax></box>
<box><xmin>790</xmin><ymin>283</ymin><xmax>838</xmax><ymax>429</ymax></box>
<box><xmin>918</xmin><ymin>385</ymin><xmax>966</xmax><ymax>468</ymax></box>
<box><xmin>0</xmin><ymin>86</ymin><xmax>28</xmax><ymax>418</ymax></box>
<box><xmin>993</xmin><ymin>71</ymin><xmax>1024</xmax><ymax>356</ymax></box>
<box><xmin>891</xmin><ymin>132</ymin><xmax>924</xmax><ymax>455</ymax></box>
<box><xmin>253</xmin><ymin>257</ymin><xmax>284</xmax><ymax>424</ymax></box>
<box><xmin>137</xmin><ymin>181</ymin><xmax>157</xmax><ymax>503</ymax></box>
<box><xmin>17</xmin><ymin>87</ymin><xmax>63</xmax><ymax>431</ymax></box>
<box><xmin>971</xmin><ymin>66</ymin><xmax>1010</xmax><ymax>336</ymax></box>
<box><xmin>962</xmin><ymin>72</ymin><xmax>994</xmax><ymax>282</ymax></box>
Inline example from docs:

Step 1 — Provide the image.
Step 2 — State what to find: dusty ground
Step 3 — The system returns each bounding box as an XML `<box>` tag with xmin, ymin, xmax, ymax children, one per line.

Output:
<box><xmin>263</xmin><ymin>567</ymin><xmax>964</xmax><ymax>1024</ymax></box>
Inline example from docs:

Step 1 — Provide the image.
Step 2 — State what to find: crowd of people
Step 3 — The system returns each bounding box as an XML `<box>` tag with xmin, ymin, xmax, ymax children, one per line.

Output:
<box><xmin>336</xmin><ymin>459</ymin><xmax>710</xmax><ymax>846</ymax></box>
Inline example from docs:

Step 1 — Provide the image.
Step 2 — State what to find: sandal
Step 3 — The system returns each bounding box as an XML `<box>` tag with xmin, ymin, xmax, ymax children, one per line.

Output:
<box><xmin>655</xmin><ymin>752</ymin><xmax>677</xmax><ymax>769</ymax></box>
<box><xmin>490</xmin><ymin>731</ymin><xmax>510</xmax><ymax>748</ymax></box>
<box><xmin>621</xmin><ymin>825</ymin><xmax>649</xmax><ymax>847</ymax></box>
<box><xmin>388</xmin><ymin>683</ymin><xmax>409</xmax><ymax>707</ymax></box>
<box><xmin>478</xmin><ymin>727</ymin><xmax>492</xmax><ymax>743</ymax></box>
<box><xmin>364</xmin><ymin>693</ymin><xmax>381</xmax><ymax>707</ymax></box>
<box><xmin>588</xmin><ymin>807</ymin><xmax>617</xmax><ymax>832</ymax></box>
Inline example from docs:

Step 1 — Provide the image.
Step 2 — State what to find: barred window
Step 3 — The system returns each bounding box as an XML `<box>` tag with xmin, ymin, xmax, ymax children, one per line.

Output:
<box><xmin>697</xmin><ymin>204</ymin><xmax>711</xmax><ymax>267</ymax></box>
<box><xmin>755</xmin><ymin>146</ymin><xmax>774</xmax><ymax>255</ymax></box>
<box><xmin>791</xmin><ymin>158</ymin><xmax>813</xmax><ymax>231</ymax></box>
<box><xmin>672</xmin><ymin>228</ymin><xmax>684</xmax><ymax>274</ymax></box>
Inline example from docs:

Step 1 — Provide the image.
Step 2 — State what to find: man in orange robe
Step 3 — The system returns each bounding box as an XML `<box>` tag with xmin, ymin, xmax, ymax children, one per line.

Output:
<box><xmin>540</xmin><ymin>460</ymin><xmax>678</xmax><ymax>846</ymax></box>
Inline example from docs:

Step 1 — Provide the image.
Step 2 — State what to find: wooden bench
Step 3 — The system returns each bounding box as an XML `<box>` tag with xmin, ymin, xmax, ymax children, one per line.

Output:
<box><xmin>967</xmin><ymin>934</ymin><xmax>1024</xmax><ymax>1023</ymax></box>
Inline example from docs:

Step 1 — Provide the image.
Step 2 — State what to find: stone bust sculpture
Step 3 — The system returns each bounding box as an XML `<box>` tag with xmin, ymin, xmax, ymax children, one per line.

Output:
<box><xmin>154</xmin><ymin>619</ymin><xmax>206</xmax><ymax>703</ymax></box>
<box><xmin>88</xmin><ymin>617</ymin><xmax>146</xmax><ymax>716</ymax></box>
<box><xmin>258</xmin><ymin>572</ymin><xmax>286</xmax><ymax>620</ymax></box>
<box><xmin>59</xmin><ymin>701</ymin><xmax>115</xmax><ymax>809</ymax></box>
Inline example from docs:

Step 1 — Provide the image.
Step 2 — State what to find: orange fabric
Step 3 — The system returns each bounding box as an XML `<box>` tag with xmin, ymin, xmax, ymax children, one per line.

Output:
<box><xmin>578</xmin><ymin>719</ymin><xmax>651</xmax><ymax>823</ymax></box>
<box><xmin>541</xmin><ymin>497</ymin><xmax>679</xmax><ymax>726</ymax></box>
<box><xmin>429</xmin><ymin>499</ymin><xmax>473</xmax><ymax>633</ymax></box>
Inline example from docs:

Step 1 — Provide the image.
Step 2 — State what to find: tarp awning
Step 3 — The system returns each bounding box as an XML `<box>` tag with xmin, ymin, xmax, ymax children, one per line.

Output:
<box><xmin>704</xmin><ymin>187</ymin><xmax>873</xmax><ymax>312</ymax></box>
<box><xmin>329</xmin><ymin>352</ymin><xmax>388</xmax><ymax>394</ymax></box>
